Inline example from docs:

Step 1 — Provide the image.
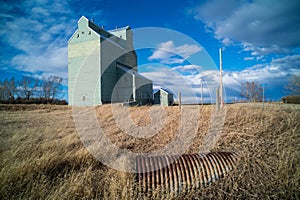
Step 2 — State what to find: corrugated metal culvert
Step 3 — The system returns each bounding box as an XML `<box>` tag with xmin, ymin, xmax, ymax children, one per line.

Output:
<box><xmin>134</xmin><ymin>152</ymin><xmax>238</xmax><ymax>197</ymax></box>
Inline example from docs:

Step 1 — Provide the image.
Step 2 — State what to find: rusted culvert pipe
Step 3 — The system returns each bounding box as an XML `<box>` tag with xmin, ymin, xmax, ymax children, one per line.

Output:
<box><xmin>134</xmin><ymin>152</ymin><xmax>238</xmax><ymax>197</ymax></box>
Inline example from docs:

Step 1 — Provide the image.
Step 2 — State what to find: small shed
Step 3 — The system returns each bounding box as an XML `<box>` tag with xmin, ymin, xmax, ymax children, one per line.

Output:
<box><xmin>153</xmin><ymin>88</ymin><xmax>174</xmax><ymax>106</ymax></box>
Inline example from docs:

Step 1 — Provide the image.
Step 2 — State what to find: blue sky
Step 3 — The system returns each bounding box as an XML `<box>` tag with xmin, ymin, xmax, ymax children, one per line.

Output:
<box><xmin>1</xmin><ymin>0</ymin><xmax>300</xmax><ymax>102</ymax></box>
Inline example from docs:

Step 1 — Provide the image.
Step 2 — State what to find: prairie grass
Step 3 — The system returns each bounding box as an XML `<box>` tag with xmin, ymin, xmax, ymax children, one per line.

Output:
<box><xmin>0</xmin><ymin>103</ymin><xmax>299</xmax><ymax>199</ymax></box>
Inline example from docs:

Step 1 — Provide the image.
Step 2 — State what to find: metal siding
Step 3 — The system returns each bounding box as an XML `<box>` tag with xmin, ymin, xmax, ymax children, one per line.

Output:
<box><xmin>118</xmin><ymin>51</ymin><xmax>137</xmax><ymax>71</ymax></box>
<box><xmin>114</xmin><ymin>68</ymin><xmax>134</xmax><ymax>102</ymax></box>
<box><xmin>168</xmin><ymin>94</ymin><xmax>174</xmax><ymax>105</ymax></box>
<box><xmin>68</xmin><ymin>28</ymin><xmax>101</xmax><ymax>106</ymax></box>
<box><xmin>158</xmin><ymin>89</ymin><xmax>174</xmax><ymax>106</ymax></box>
<box><xmin>154</xmin><ymin>91</ymin><xmax>160</xmax><ymax>104</ymax></box>
<box><xmin>100</xmin><ymin>36</ymin><xmax>127</xmax><ymax>103</ymax></box>
<box><xmin>160</xmin><ymin>91</ymin><xmax>169</xmax><ymax>106</ymax></box>
<box><xmin>108</xmin><ymin>34</ymin><xmax>127</xmax><ymax>49</ymax></box>
<box><xmin>135</xmin><ymin>75</ymin><xmax>153</xmax><ymax>104</ymax></box>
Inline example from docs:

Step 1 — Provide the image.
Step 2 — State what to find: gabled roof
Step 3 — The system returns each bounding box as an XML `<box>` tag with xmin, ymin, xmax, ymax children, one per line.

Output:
<box><xmin>153</xmin><ymin>88</ymin><xmax>173</xmax><ymax>95</ymax></box>
<box><xmin>108</xmin><ymin>26</ymin><xmax>130</xmax><ymax>33</ymax></box>
<box><xmin>160</xmin><ymin>88</ymin><xmax>173</xmax><ymax>94</ymax></box>
<box><xmin>79</xmin><ymin>16</ymin><xmax>129</xmax><ymax>38</ymax></box>
<box><xmin>88</xmin><ymin>19</ymin><xmax>111</xmax><ymax>37</ymax></box>
<box><xmin>153</xmin><ymin>89</ymin><xmax>160</xmax><ymax>95</ymax></box>
<box><xmin>77</xmin><ymin>16</ymin><xmax>89</xmax><ymax>23</ymax></box>
<box><xmin>68</xmin><ymin>16</ymin><xmax>129</xmax><ymax>49</ymax></box>
<box><xmin>116</xmin><ymin>63</ymin><xmax>152</xmax><ymax>82</ymax></box>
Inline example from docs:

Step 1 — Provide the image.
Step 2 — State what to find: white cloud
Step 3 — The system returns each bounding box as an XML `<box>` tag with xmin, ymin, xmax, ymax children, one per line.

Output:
<box><xmin>140</xmin><ymin>65</ymin><xmax>202</xmax><ymax>104</ymax></box>
<box><xmin>191</xmin><ymin>0</ymin><xmax>300</xmax><ymax>56</ymax></box>
<box><xmin>11</xmin><ymin>46</ymin><xmax>68</xmax><ymax>73</ymax></box>
<box><xmin>172</xmin><ymin>65</ymin><xmax>203</xmax><ymax>75</ymax></box>
<box><xmin>141</xmin><ymin>54</ymin><xmax>300</xmax><ymax>103</ymax></box>
<box><xmin>0</xmin><ymin>0</ymin><xmax>105</xmax><ymax>84</ymax></box>
<box><xmin>271</xmin><ymin>55</ymin><xmax>300</xmax><ymax>69</ymax></box>
<box><xmin>244</xmin><ymin>57</ymin><xmax>254</xmax><ymax>61</ymax></box>
<box><xmin>148</xmin><ymin>41</ymin><xmax>202</xmax><ymax>64</ymax></box>
<box><xmin>243</xmin><ymin>43</ymin><xmax>290</xmax><ymax>57</ymax></box>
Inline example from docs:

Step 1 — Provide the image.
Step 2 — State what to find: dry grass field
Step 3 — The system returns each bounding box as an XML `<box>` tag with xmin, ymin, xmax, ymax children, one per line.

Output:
<box><xmin>0</xmin><ymin>103</ymin><xmax>299</xmax><ymax>199</ymax></box>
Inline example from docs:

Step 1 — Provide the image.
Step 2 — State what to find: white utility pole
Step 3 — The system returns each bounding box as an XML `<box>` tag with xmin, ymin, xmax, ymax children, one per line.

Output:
<box><xmin>261</xmin><ymin>83</ymin><xmax>267</xmax><ymax>109</ymax></box>
<box><xmin>178</xmin><ymin>91</ymin><xmax>181</xmax><ymax>110</ymax></box>
<box><xmin>201</xmin><ymin>82</ymin><xmax>203</xmax><ymax>105</ymax></box>
<box><xmin>262</xmin><ymin>86</ymin><xmax>265</xmax><ymax>102</ymax></box>
<box><xmin>219</xmin><ymin>48</ymin><xmax>223</xmax><ymax>109</ymax></box>
<box><xmin>216</xmin><ymin>87</ymin><xmax>220</xmax><ymax>111</ymax></box>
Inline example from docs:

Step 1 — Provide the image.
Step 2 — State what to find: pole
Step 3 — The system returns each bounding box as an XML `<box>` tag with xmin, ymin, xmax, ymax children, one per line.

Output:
<box><xmin>219</xmin><ymin>48</ymin><xmax>223</xmax><ymax>109</ymax></box>
<box><xmin>263</xmin><ymin>86</ymin><xmax>265</xmax><ymax>102</ymax></box>
<box><xmin>178</xmin><ymin>91</ymin><xmax>181</xmax><ymax>110</ymax></box>
<box><xmin>201</xmin><ymin>82</ymin><xmax>203</xmax><ymax>105</ymax></box>
<box><xmin>262</xmin><ymin>86</ymin><xmax>265</xmax><ymax>110</ymax></box>
<box><xmin>216</xmin><ymin>87</ymin><xmax>220</xmax><ymax>112</ymax></box>
<box><xmin>260</xmin><ymin>83</ymin><xmax>267</xmax><ymax>110</ymax></box>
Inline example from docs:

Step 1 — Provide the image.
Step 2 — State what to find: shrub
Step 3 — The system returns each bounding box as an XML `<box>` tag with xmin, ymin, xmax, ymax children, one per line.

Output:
<box><xmin>282</xmin><ymin>95</ymin><xmax>300</xmax><ymax>104</ymax></box>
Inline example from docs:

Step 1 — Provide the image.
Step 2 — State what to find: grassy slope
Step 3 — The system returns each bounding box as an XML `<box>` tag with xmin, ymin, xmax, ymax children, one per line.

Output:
<box><xmin>0</xmin><ymin>103</ymin><xmax>299</xmax><ymax>199</ymax></box>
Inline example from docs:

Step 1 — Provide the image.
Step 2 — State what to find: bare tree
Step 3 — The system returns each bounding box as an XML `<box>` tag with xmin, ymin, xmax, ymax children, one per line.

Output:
<box><xmin>0</xmin><ymin>80</ymin><xmax>7</xmax><ymax>101</ymax></box>
<box><xmin>19</xmin><ymin>76</ymin><xmax>39</xmax><ymax>100</ymax></box>
<box><xmin>6</xmin><ymin>77</ymin><xmax>18</xmax><ymax>100</ymax></box>
<box><xmin>286</xmin><ymin>74</ymin><xmax>300</xmax><ymax>94</ymax></box>
<box><xmin>0</xmin><ymin>78</ymin><xmax>18</xmax><ymax>101</ymax></box>
<box><xmin>241</xmin><ymin>81</ymin><xmax>263</xmax><ymax>102</ymax></box>
<box><xmin>50</xmin><ymin>76</ymin><xmax>63</xmax><ymax>100</ymax></box>
<box><xmin>41</xmin><ymin>77</ymin><xmax>52</xmax><ymax>100</ymax></box>
<box><xmin>0</xmin><ymin>75</ymin><xmax>64</xmax><ymax>104</ymax></box>
<box><xmin>41</xmin><ymin>75</ymin><xmax>63</xmax><ymax>101</ymax></box>
<box><xmin>43</xmin><ymin>75</ymin><xmax>62</xmax><ymax>101</ymax></box>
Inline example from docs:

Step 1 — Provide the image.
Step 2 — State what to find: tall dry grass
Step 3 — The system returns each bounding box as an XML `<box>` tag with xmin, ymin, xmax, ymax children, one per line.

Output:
<box><xmin>0</xmin><ymin>103</ymin><xmax>299</xmax><ymax>199</ymax></box>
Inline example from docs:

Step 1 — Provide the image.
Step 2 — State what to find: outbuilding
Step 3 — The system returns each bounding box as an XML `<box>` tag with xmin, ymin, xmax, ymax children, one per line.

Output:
<box><xmin>153</xmin><ymin>88</ymin><xmax>174</xmax><ymax>106</ymax></box>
